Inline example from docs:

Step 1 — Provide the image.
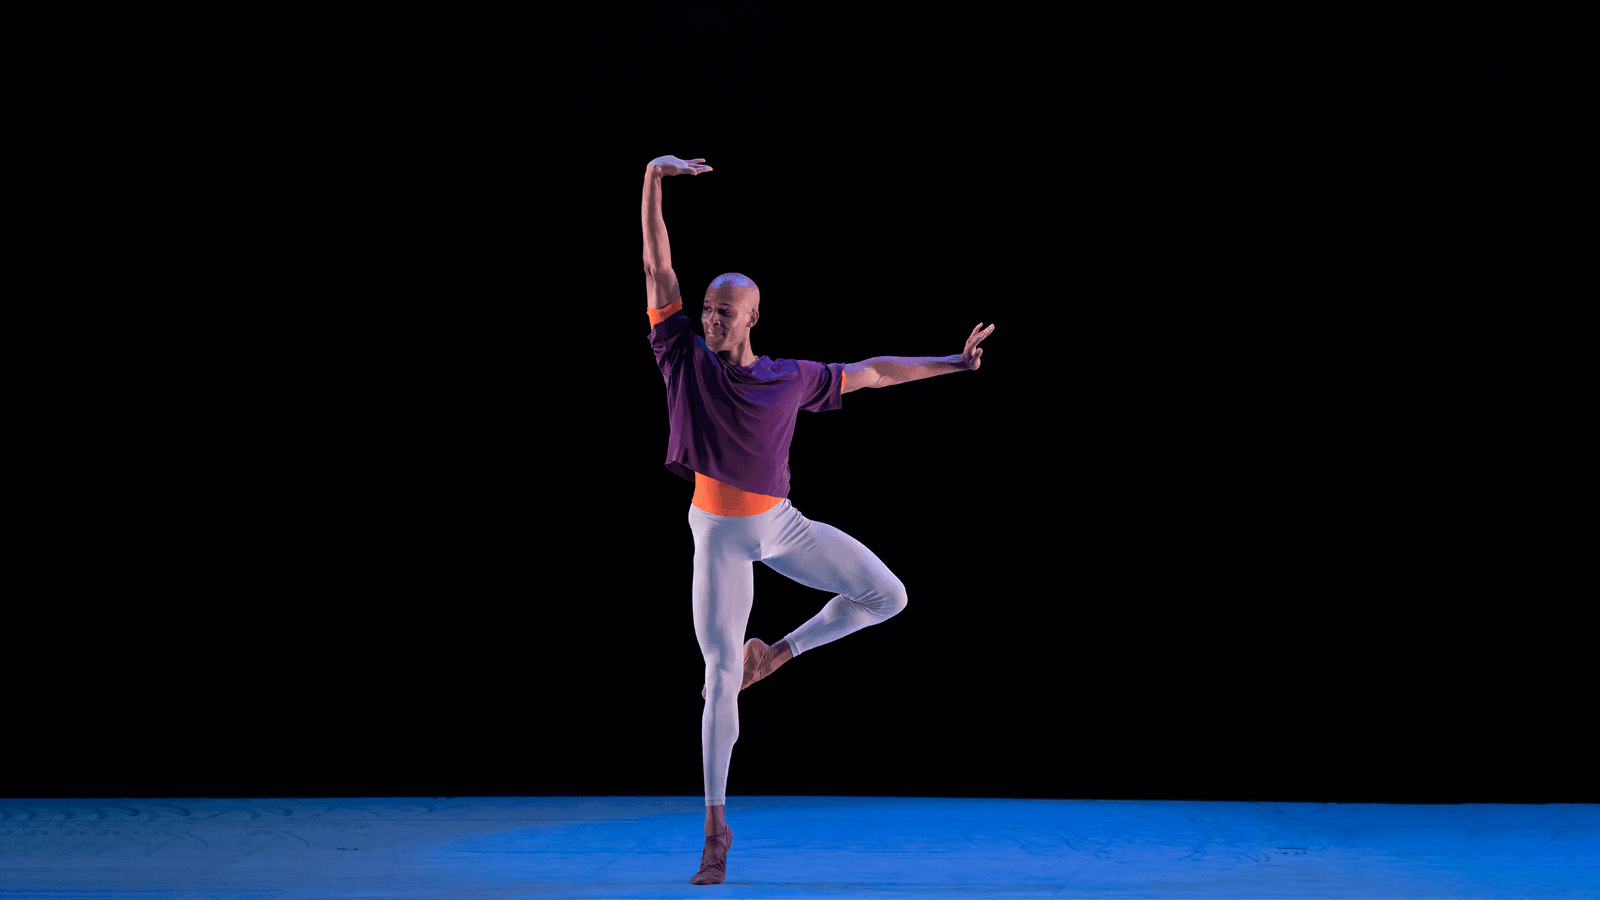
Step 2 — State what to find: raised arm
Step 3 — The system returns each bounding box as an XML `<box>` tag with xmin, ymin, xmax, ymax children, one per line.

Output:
<box><xmin>642</xmin><ymin>155</ymin><xmax>712</xmax><ymax>310</ymax></box>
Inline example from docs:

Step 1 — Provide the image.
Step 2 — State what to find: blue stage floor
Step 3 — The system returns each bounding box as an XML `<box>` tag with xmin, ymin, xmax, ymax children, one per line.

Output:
<box><xmin>2</xmin><ymin>796</ymin><xmax>1596</xmax><ymax>898</ymax></box>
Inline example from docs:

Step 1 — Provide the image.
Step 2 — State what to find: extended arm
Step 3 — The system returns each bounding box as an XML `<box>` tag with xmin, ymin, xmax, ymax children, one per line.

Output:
<box><xmin>847</xmin><ymin>323</ymin><xmax>996</xmax><ymax>391</ymax></box>
<box><xmin>852</xmin><ymin>355</ymin><xmax>965</xmax><ymax>390</ymax></box>
<box><xmin>642</xmin><ymin>155</ymin><xmax>712</xmax><ymax>310</ymax></box>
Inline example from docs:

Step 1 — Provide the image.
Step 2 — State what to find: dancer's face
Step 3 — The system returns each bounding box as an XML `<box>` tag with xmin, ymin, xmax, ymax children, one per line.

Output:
<box><xmin>703</xmin><ymin>290</ymin><xmax>758</xmax><ymax>346</ymax></box>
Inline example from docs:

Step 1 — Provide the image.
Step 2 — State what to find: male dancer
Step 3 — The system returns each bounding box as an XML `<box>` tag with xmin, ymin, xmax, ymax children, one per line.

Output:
<box><xmin>641</xmin><ymin>154</ymin><xmax>994</xmax><ymax>885</ymax></box>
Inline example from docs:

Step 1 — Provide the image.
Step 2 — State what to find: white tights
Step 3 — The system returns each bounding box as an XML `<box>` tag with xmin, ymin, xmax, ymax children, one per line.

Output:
<box><xmin>688</xmin><ymin>498</ymin><xmax>908</xmax><ymax>807</ymax></box>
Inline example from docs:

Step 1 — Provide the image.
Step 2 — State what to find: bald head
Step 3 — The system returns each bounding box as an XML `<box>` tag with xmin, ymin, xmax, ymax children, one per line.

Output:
<box><xmin>702</xmin><ymin>272</ymin><xmax>761</xmax><ymax>366</ymax></box>
<box><xmin>706</xmin><ymin>272</ymin><xmax>760</xmax><ymax>314</ymax></box>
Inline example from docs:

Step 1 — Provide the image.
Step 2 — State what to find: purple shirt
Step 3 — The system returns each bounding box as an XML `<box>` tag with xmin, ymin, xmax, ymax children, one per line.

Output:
<box><xmin>649</xmin><ymin>303</ymin><xmax>845</xmax><ymax>498</ymax></box>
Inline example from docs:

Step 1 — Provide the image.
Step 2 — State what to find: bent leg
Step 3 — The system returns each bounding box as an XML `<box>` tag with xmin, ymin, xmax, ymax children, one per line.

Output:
<box><xmin>761</xmin><ymin>511</ymin><xmax>908</xmax><ymax>658</ymax></box>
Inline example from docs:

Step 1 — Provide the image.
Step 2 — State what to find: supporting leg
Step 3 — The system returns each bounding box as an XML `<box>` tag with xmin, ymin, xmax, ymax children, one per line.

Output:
<box><xmin>690</xmin><ymin>535</ymin><xmax>754</xmax><ymax>813</ymax></box>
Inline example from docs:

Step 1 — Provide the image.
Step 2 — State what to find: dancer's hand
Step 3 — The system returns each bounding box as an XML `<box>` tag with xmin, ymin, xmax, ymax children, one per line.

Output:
<box><xmin>648</xmin><ymin>155</ymin><xmax>713</xmax><ymax>176</ymax></box>
<box><xmin>960</xmin><ymin>322</ymin><xmax>995</xmax><ymax>371</ymax></box>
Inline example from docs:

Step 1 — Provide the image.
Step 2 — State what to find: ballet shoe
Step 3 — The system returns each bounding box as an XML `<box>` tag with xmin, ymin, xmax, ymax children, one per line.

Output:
<box><xmin>688</xmin><ymin>824</ymin><xmax>732</xmax><ymax>885</ymax></box>
<box><xmin>702</xmin><ymin>638</ymin><xmax>775</xmax><ymax>700</ymax></box>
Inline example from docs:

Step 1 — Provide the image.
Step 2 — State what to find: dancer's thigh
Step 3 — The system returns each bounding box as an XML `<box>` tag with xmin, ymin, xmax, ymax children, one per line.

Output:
<box><xmin>689</xmin><ymin>510</ymin><xmax>758</xmax><ymax>665</ymax></box>
<box><xmin>761</xmin><ymin>511</ymin><xmax>900</xmax><ymax>600</ymax></box>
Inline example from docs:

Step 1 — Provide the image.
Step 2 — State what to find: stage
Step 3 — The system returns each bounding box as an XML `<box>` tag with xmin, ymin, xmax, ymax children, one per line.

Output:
<box><xmin>2</xmin><ymin>796</ymin><xmax>1595</xmax><ymax>898</ymax></box>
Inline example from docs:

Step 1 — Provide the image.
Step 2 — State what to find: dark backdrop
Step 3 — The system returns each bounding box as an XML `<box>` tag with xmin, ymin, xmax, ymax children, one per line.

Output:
<box><xmin>18</xmin><ymin>9</ymin><xmax>1582</xmax><ymax>805</ymax></box>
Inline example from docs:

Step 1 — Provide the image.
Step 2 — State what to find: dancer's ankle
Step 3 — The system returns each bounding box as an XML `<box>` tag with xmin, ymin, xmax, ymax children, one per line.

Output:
<box><xmin>704</xmin><ymin>804</ymin><xmax>727</xmax><ymax>836</ymax></box>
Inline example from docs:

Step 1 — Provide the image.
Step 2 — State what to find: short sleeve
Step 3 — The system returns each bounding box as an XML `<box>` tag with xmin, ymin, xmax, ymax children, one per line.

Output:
<box><xmin>797</xmin><ymin>360</ymin><xmax>845</xmax><ymax>413</ymax></box>
<box><xmin>648</xmin><ymin>299</ymin><xmax>692</xmax><ymax>376</ymax></box>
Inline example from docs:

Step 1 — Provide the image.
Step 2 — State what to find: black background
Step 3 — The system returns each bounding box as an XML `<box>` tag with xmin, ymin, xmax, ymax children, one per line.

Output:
<box><xmin>17</xmin><ymin>9</ymin><xmax>1583</xmax><ymax>805</ymax></box>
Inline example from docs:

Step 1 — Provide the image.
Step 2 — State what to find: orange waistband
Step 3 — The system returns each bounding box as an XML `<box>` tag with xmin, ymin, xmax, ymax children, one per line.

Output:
<box><xmin>692</xmin><ymin>471</ymin><xmax>783</xmax><ymax>516</ymax></box>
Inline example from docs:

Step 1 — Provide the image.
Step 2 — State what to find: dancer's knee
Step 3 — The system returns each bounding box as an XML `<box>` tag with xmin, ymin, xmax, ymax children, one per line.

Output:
<box><xmin>879</xmin><ymin>579</ymin><xmax>908</xmax><ymax>618</ymax></box>
<box><xmin>705</xmin><ymin>656</ymin><xmax>742</xmax><ymax>692</ymax></box>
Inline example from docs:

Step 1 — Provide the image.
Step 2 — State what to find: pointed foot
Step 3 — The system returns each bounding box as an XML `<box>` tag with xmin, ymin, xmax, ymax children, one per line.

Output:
<box><xmin>703</xmin><ymin>638</ymin><xmax>780</xmax><ymax>699</ymax></box>
<box><xmin>688</xmin><ymin>826</ymin><xmax>732</xmax><ymax>884</ymax></box>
